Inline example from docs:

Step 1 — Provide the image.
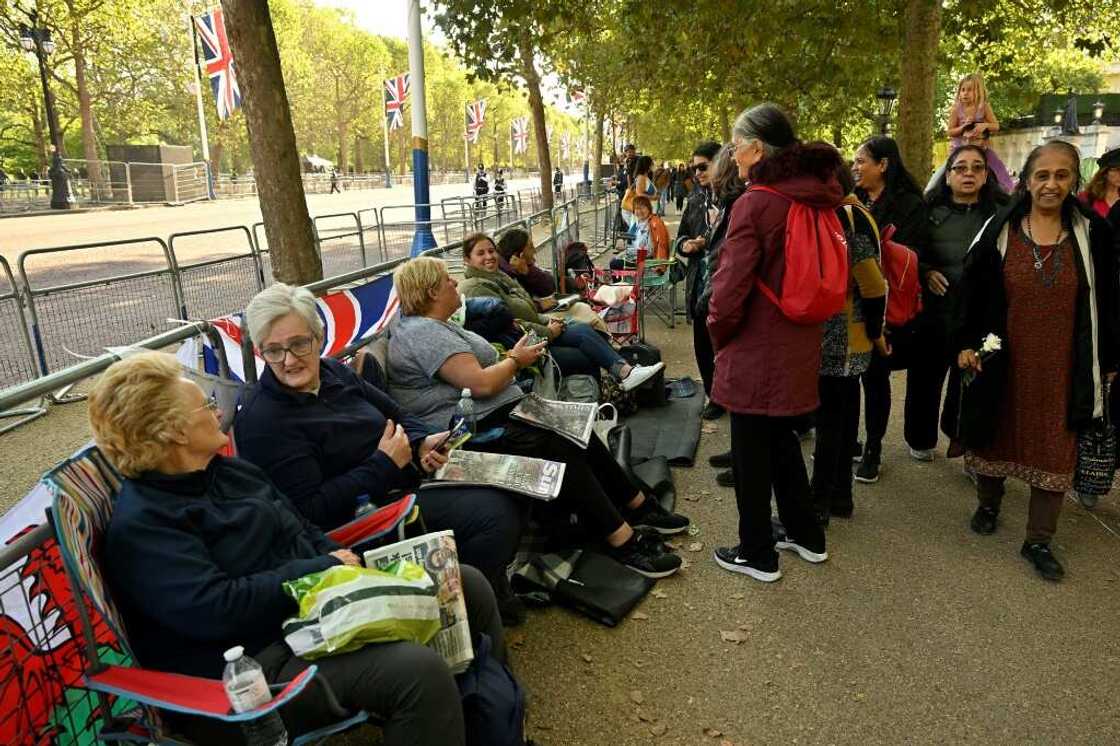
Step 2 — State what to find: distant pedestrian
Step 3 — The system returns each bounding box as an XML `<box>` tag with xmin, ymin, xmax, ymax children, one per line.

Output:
<box><xmin>494</xmin><ymin>168</ymin><xmax>507</xmax><ymax>211</ymax></box>
<box><xmin>553</xmin><ymin>166</ymin><xmax>563</xmax><ymax>197</ymax></box>
<box><xmin>329</xmin><ymin>168</ymin><xmax>341</xmax><ymax>194</ymax></box>
<box><xmin>474</xmin><ymin>164</ymin><xmax>489</xmax><ymax>214</ymax></box>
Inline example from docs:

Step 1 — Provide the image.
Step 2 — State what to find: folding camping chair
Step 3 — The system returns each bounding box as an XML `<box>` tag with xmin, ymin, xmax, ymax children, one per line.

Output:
<box><xmin>43</xmin><ymin>445</ymin><xmax>418</xmax><ymax>744</ymax></box>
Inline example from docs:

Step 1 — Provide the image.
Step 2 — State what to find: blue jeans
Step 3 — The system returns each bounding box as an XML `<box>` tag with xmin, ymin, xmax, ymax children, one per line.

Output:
<box><xmin>553</xmin><ymin>321</ymin><xmax>625</xmax><ymax>377</ymax></box>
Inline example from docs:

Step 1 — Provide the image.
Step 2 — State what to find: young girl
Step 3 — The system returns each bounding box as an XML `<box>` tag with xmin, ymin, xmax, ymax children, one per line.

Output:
<box><xmin>934</xmin><ymin>73</ymin><xmax>1014</xmax><ymax>192</ymax></box>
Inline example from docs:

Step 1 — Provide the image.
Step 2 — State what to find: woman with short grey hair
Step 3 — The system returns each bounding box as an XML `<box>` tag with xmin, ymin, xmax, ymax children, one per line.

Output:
<box><xmin>235</xmin><ymin>282</ymin><xmax>529</xmax><ymax>623</ymax></box>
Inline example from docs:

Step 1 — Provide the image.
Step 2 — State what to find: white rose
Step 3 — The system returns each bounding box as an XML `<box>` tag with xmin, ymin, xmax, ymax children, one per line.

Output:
<box><xmin>980</xmin><ymin>334</ymin><xmax>1002</xmax><ymax>355</ymax></box>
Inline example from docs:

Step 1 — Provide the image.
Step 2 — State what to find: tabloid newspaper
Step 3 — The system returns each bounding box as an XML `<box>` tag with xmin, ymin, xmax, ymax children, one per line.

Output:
<box><xmin>425</xmin><ymin>449</ymin><xmax>565</xmax><ymax>501</ymax></box>
<box><xmin>362</xmin><ymin>530</ymin><xmax>474</xmax><ymax>673</ymax></box>
<box><xmin>509</xmin><ymin>393</ymin><xmax>596</xmax><ymax>448</ymax></box>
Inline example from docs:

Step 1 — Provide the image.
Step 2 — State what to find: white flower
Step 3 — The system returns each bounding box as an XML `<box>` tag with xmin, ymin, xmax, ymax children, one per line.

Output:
<box><xmin>980</xmin><ymin>334</ymin><xmax>1002</xmax><ymax>355</ymax></box>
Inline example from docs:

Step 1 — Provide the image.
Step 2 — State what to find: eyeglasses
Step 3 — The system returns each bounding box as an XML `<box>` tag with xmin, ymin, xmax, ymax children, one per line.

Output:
<box><xmin>950</xmin><ymin>163</ymin><xmax>987</xmax><ymax>174</ymax></box>
<box><xmin>260</xmin><ymin>336</ymin><xmax>316</xmax><ymax>363</ymax></box>
<box><xmin>192</xmin><ymin>394</ymin><xmax>219</xmax><ymax>415</ymax></box>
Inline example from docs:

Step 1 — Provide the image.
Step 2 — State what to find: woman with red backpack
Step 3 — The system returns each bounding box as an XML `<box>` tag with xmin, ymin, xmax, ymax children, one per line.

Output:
<box><xmin>851</xmin><ymin>136</ymin><xmax>929</xmax><ymax>483</ymax></box>
<box><xmin>707</xmin><ymin>103</ymin><xmax>840</xmax><ymax>583</ymax></box>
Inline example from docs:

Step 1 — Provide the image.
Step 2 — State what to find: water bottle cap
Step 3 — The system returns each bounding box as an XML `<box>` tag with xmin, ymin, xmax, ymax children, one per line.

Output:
<box><xmin>223</xmin><ymin>645</ymin><xmax>244</xmax><ymax>662</ymax></box>
<box><xmin>461</xmin><ymin>388</ymin><xmax>471</xmax><ymax>398</ymax></box>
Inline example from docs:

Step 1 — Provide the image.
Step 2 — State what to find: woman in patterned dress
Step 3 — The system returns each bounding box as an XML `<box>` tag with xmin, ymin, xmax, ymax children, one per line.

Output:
<box><xmin>956</xmin><ymin>141</ymin><xmax>1119</xmax><ymax>581</ymax></box>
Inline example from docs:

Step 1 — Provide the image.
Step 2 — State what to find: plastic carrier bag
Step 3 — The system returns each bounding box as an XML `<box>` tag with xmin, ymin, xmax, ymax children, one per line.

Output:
<box><xmin>281</xmin><ymin>562</ymin><xmax>441</xmax><ymax>660</ymax></box>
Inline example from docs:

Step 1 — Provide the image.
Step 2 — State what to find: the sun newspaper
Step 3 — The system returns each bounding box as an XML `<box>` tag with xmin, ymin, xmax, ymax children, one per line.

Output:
<box><xmin>362</xmin><ymin>530</ymin><xmax>473</xmax><ymax>673</ymax></box>
<box><xmin>425</xmin><ymin>449</ymin><xmax>565</xmax><ymax>501</ymax></box>
<box><xmin>509</xmin><ymin>393</ymin><xmax>596</xmax><ymax>448</ymax></box>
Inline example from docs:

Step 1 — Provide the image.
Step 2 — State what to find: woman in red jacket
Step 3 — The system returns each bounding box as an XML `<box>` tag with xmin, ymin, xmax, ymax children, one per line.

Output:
<box><xmin>707</xmin><ymin>103</ymin><xmax>842</xmax><ymax>582</ymax></box>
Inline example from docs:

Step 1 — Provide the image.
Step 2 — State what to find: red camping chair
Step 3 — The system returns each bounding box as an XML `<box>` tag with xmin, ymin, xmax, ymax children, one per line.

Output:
<box><xmin>43</xmin><ymin>446</ymin><xmax>416</xmax><ymax>744</ymax></box>
<box><xmin>581</xmin><ymin>248</ymin><xmax>648</xmax><ymax>345</ymax></box>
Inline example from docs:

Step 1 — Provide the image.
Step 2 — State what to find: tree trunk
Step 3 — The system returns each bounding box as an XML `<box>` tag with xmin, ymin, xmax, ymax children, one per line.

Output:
<box><xmin>719</xmin><ymin>105</ymin><xmax>731</xmax><ymax>143</ymax></box>
<box><xmin>337</xmin><ymin>120</ymin><xmax>349</xmax><ymax>174</ymax></box>
<box><xmin>519</xmin><ymin>33</ymin><xmax>553</xmax><ymax>210</ymax></box>
<box><xmin>210</xmin><ymin>142</ymin><xmax>225</xmax><ymax>173</ymax></box>
<box><xmin>593</xmin><ymin>111</ymin><xmax>604</xmax><ymax>185</ymax></box>
<box><xmin>832</xmin><ymin>124</ymin><xmax>843</xmax><ymax>149</ymax></box>
<box><xmin>70</xmin><ymin>19</ymin><xmax>104</xmax><ymax>198</ymax></box>
<box><xmin>30</xmin><ymin>104</ymin><xmax>48</xmax><ymax>172</ymax></box>
<box><xmin>354</xmin><ymin>135</ymin><xmax>365</xmax><ymax>174</ymax></box>
<box><xmin>221</xmin><ymin>0</ymin><xmax>320</xmax><ymax>284</ymax></box>
<box><xmin>896</xmin><ymin>0</ymin><xmax>941</xmax><ymax>184</ymax></box>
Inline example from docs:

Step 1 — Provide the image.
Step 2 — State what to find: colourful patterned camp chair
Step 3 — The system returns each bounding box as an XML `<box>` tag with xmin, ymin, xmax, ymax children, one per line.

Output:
<box><xmin>44</xmin><ymin>445</ymin><xmax>414</xmax><ymax>744</ymax></box>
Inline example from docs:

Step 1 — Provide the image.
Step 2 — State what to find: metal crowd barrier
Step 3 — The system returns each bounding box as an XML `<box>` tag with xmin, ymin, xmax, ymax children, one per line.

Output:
<box><xmin>169</xmin><ymin>226</ymin><xmax>263</xmax><ymax>321</ymax></box>
<box><xmin>0</xmin><ymin>256</ymin><xmax>46</xmax><ymax>432</ymax></box>
<box><xmin>312</xmin><ymin>212</ymin><xmax>368</xmax><ymax>277</ymax></box>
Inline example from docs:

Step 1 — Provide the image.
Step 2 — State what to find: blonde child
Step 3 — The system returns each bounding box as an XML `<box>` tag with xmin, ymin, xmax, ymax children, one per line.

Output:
<box><xmin>928</xmin><ymin>73</ymin><xmax>1013</xmax><ymax>192</ymax></box>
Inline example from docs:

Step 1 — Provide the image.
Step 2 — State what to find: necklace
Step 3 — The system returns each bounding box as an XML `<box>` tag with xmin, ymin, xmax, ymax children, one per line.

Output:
<box><xmin>1022</xmin><ymin>214</ymin><xmax>1064</xmax><ymax>288</ymax></box>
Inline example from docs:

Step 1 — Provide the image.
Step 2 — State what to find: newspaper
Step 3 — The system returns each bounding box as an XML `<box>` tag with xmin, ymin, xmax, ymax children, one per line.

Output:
<box><xmin>425</xmin><ymin>449</ymin><xmax>565</xmax><ymax>501</ymax></box>
<box><xmin>363</xmin><ymin>530</ymin><xmax>474</xmax><ymax>673</ymax></box>
<box><xmin>509</xmin><ymin>393</ymin><xmax>596</xmax><ymax>448</ymax></box>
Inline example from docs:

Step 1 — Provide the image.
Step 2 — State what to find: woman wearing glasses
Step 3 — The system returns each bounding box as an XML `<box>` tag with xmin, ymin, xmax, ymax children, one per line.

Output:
<box><xmin>234</xmin><ymin>283</ymin><xmax>527</xmax><ymax>623</ymax></box>
<box><xmin>904</xmin><ymin>145</ymin><xmax>1008</xmax><ymax>460</ymax></box>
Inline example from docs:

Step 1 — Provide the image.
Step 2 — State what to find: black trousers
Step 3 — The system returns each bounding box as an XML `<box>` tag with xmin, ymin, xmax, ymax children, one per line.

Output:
<box><xmin>472</xmin><ymin>415</ymin><xmax>638</xmax><ymax>538</ymax></box>
<box><xmin>729</xmin><ymin>412</ymin><xmax>824</xmax><ymax>561</ymax></box>
<box><xmin>416</xmin><ymin>487</ymin><xmax>526</xmax><ymax>591</ymax></box>
<box><xmin>860</xmin><ymin>352</ymin><xmax>891</xmax><ymax>462</ymax></box>
<box><xmin>692</xmin><ymin>316</ymin><xmax>716</xmax><ymax>397</ymax></box>
<box><xmin>169</xmin><ymin>566</ymin><xmax>505</xmax><ymax>746</ymax></box>
<box><xmin>903</xmin><ymin>321</ymin><xmax>961</xmax><ymax>451</ymax></box>
<box><xmin>812</xmin><ymin>376</ymin><xmax>860</xmax><ymax>514</ymax></box>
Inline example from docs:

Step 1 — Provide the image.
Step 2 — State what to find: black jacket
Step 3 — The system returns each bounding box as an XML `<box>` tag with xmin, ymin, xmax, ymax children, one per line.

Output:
<box><xmin>236</xmin><ymin>358</ymin><xmax>431</xmax><ymax>530</ymax></box>
<box><xmin>861</xmin><ymin>187</ymin><xmax>929</xmax><ymax>258</ymax></box>
<box><xmin>674</xmin><ymin>185</ymin><xmax>713</xmax><ymax>319</ymax></box>
<box><xmin>956</xmin><ymin>198</ymin><xmax>1120</xmax><ymax>448</ymax></box>
<box><xmin>104</xmin><ymin>457</ymin><xmax>339</xmax><ymax>678</ymax></box>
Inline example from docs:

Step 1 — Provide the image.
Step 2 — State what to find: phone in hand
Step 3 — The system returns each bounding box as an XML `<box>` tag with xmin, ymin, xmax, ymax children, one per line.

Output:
<box><xmin>435</xmin><ymin>416</ymin><xmax>472</xmax><ymax>454</ymax></box>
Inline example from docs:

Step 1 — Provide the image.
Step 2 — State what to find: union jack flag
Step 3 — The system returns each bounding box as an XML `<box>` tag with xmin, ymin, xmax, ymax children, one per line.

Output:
<box><xmin>384</xmin><ymin>72</ymin><xmax>411</xmax><ymax>132</ymax></box>
<box><xmin>466</xmin><ymin>99</ymin><xmax>487</xmax><ymax>143</ymax></box>
<box><xmin>511</xmin><ymin>116</ymin><xmax>529</xmax><ymax>154</ymax></box>
<box><xmin>193</xmin><ymin>8</ymin><xmax>241</xmax><ymax>120</ymax></box>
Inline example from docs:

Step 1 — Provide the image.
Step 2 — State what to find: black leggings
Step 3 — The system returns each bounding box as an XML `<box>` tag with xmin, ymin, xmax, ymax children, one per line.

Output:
<box><xmin>415</xmin><ymin>487</ymin><xmax>525</xmax><ymax>591</ymax></box>
<box><xmin>473</xmin><ymin>414</ymin><xmax>638</xmax><ymax>538</ymax></box>
<box><xmin>693</xmin><ymin>316</ymin><xmax>716</xmax><ymax>397</ymax></box>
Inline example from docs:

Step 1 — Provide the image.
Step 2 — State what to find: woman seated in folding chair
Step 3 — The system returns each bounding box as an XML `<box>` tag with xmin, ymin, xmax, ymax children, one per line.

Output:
<box><xmin>88</xmin><ymin>352</ymin><xmax>509</xmax><ymax>746</ymax></box>
<box><xmin>387</xmin><ymin>256</ymin><xmax>690</xmax><ymax>579</ymax></box>
<box><xmin>234</xmin><ymin>283</ymin><xmax>527</xmax><ymax>624</ymax></box>
<box><xmin>609</xmin><ymin>195</ymin><xmax>670</xmax><ymax>272</ymax></box>
<box><xmin>458</xmin><ymin>231</ymin><xmax>663</xmax><ymax>390</ymax></box>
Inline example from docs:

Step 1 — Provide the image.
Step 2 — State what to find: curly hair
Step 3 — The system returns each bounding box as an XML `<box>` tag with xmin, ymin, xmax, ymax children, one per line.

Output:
<box><xmin>88</xmin><ymin>352</ymin><xmax>188</xmax><ymax>477</ymax></box>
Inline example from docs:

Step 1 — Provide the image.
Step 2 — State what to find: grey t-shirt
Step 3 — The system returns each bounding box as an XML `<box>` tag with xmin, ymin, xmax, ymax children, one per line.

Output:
<box><xmin>387</xmin><ymin>314</ymin><xmax>525</xmax><ymax>430</ymax></box>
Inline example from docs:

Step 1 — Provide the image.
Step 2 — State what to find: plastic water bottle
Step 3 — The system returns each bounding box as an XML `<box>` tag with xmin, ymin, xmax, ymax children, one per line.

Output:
<box><xmin>457</xmin><ymin>388</ymin><xmax>477</xmax><ymax>435</ymax></box>
<box><xmin>222</xmin><ymin>646</ymin><xmax>288</xmax><ymax>746</ymax></box>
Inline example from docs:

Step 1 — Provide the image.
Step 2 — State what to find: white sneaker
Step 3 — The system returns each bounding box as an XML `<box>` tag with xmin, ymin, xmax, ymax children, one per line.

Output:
<box><xmin>620</xmin><ymin>362</ymin><xmax>665</xmax><ymax>392</ymax></box>
<box><xmin>908</xmin><ymin>447</ymin><xmax>934</xmax><ymax>462</ymax></box>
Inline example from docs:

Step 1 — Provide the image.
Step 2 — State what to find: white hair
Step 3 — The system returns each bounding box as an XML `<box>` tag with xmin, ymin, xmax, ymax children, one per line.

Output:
<box><xmin>245</xmin><ymin>283</ymin><xmax>323</xmax><ymax>344</ymax></box>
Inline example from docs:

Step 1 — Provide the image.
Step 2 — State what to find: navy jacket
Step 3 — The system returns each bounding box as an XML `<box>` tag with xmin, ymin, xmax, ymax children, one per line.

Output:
<box><xmin>104</xmin><ymin>456</ymin><xmax>339</xmax><ymax>679</ymax></box>
<box><xmin>235</xmin><ymin>358</ymin><xmax>432</xmax><ymax>530</ymax></box>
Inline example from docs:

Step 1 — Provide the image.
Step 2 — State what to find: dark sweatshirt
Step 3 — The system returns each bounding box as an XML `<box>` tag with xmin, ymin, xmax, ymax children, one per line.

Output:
<box><xmin>104</xmin><ymin>456</ymin><xmax>339</xmax><ymax>678</ymax></box>
<box><xmin>235</xmin><ymin>357</ymin><xmax>432</xmax><ymax>530</ymax></box>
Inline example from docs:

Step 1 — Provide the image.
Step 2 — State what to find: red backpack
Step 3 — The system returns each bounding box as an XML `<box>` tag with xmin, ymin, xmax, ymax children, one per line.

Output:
<box><xmin>876</xmin><ymin>224</ymin><xmax>922</xmax><ymax>327</ymax></box>
<box><xmin>750</xmin><ymin>185</ymin><xmax>849</xmax><ymax>325</ymax></box>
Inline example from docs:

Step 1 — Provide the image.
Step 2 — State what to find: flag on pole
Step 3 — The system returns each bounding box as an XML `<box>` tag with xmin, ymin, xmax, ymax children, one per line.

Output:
<box><xmin>384</xmin><ymin>72</ymin><xmax>411</xmax><ymax>131</ymax></box>
<box><xmin>511</xmin><ymin>117</ymin><xmax>529</xmax><ymax>154</ymax></box>
<box><xmin>193</xmin><ymin>8</ymin><xmax>241</xmax><ymax>120</ymax></box>
<box><xmin>465</xmin><ymin>100</ymin><xmax>487</xmax><ymax>143</ymax></box>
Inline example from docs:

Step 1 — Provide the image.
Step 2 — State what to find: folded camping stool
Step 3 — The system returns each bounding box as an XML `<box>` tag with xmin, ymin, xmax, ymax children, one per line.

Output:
<box><xmin>608</xmin><ymin>424</ymin><xmax>675</xmax><ymax>513</ymax></box>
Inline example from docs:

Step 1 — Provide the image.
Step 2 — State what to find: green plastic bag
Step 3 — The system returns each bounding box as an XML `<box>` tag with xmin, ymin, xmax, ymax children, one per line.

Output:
<box><xmin>281</xmin><ymin>561</ymin><xmax>441</xmax><ymax>659</ymax></box>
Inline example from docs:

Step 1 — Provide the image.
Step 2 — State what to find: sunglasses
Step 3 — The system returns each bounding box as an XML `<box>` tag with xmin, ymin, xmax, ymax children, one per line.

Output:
<box><xmin>260</xmin><ymin>335</ymin><xmax>316</xmax><ymax>363</ymax></box>
<box><xmin>692</xmin><ymin>163</ymin><xmax>709</xmax><ymax>173</ymax></box>
<box><xmin>950</xmin><ymin>163</ymin><xmax>987</xmax><ymax>174</ymax></box>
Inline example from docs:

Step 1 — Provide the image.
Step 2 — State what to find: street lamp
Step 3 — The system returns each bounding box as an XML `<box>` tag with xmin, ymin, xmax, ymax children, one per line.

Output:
<box><xmin>1053</xmin><ymin>108</ymin><xmax>1064</xmax><ymax>126</ymax></box>
<box><xmin>18</xmin><ymin>16</ymin><xmax>74</xmax><ymax>209</ymax></box>
<box><xmin>1092</xmin><ymin>100</ymin><xmax>1106</xmax><ymax>125</ymax></box>
<box><xmin>875</xmin><ymin>86</ymin><xmax>897</xmax><ymax>135</ymax></box>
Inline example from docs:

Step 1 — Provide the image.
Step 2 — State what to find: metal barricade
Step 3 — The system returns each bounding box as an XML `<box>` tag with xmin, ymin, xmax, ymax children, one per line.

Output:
<box><xmin>18</xmin><ymin>239</ymin><xmax>181</xmax><ymax>376</ymax></box>
<box><xmin>251</xmin><ymin>221</ymin><xmax>274</xmax><ymax>286</ymax></box>
<box><xmin>0</xmin><ymin>256</ymin><xmax>46</xmax><ymax>432</ymax></box>
<box><xmin>312</xmin><ymin>212</ymin><xmax>366</xmax><ymax>277</ymax></box>
<box><xmin>378</xmin><ymin>204</ymin><xmax>474</xmax><ymax>260</ymax></box>
<box><xmin>356</xmin><ymin>208</ymin><xmax>385</xmax><ymax>264</ymax></box>
<box><xmin>169</xmin><ymin>226</ymin><xmax>264</xmax><ymax>321</ymax></box>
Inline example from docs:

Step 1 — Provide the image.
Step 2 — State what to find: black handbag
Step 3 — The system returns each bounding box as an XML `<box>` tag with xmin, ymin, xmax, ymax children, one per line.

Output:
<box><xmin>1073</xmin><ymin>380</ymin><xmax>1117</xmax><ymax>497</ymax></box>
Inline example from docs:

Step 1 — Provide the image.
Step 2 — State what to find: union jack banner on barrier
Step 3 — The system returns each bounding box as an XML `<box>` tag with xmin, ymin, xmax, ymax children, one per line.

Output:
<box><xmin>512</xmin><ymin>117</ymin><xmax>529</xmax><ymax>154</ymax></box>
<box><xmin>193</xmin><ymin>8</ymin><xmax>241</xmax><ymax>120</ymax></box>
<box><xmin>466</xmin><ymin>100</ymin><xmax>487</xmax><ymax>143</ymax></box>
<box><xmin>384</xmin><ymin>72</ymin><xmax>411</xmax><ymax>132</ymax></box>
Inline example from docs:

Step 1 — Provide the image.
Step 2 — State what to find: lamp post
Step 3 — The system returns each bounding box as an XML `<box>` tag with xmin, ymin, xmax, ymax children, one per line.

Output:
<box><xmin>875</xmin><ymin>86</ymin><xmax>897</xmax><ymax>136</ymax></box>
<box><xmin>19</xmin><ymin>13</ymin><xmax>74</xmax><ymax>209</ymax></box>
<box><xmin>1092</xmin><ymin>100</ymin><xmax>1106</xmax><ymax>125</ymax></box>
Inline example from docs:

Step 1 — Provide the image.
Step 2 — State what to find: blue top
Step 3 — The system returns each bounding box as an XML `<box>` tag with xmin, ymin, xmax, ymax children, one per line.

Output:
<box><xmin>235</xmin><ymin>357</ymin><xmax>432</xmax><ymax>530</ymax></box>
<box><xmin>104</xmin><ymin>456</ymin><xmax>339</xmax><ymax>678</ymax></box>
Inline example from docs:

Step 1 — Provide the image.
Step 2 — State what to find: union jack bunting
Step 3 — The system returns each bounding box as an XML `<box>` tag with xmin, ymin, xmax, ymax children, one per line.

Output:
<box><xmin>511</xmin><ymin>116</ymin><xmax>529</xmax><ymax>154</ymax></box>
<box><xmin>193</xmin><ymin>8</ymin><xmax>241</xmax><ymax>120</ymax></box>
<box><xmin>384</xmin><ymin>72</ymin><xmax>411</xmax><ymax>131</ymax></box>
<box><xmin>466</xmin><ymin>99</ymin><xmax>487</xmax><ymax>143</ymax></box>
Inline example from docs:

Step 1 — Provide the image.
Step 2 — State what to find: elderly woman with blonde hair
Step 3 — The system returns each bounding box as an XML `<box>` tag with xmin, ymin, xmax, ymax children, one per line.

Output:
<box><xmin>233</xmin><ymin>282</ymin><xmax>527</xmax><ymax>623</ymax></box>
<box><xmin>386</xmin><ymin>256</ymin><xmax>689</xmax><ymax>579</ymax></box>
<box><xmin>90</xmin><ymin>351</ymin><xmax>507</xmax><ymax>745</ymax></box>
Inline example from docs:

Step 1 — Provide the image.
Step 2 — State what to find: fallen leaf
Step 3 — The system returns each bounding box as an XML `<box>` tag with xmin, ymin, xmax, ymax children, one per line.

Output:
<box><xmin>852</xmin><ymin>692</ymin><xmax>866</xmax><ymax>702</ymax></box>
<box><xmin>536</xmin><ymin>723</ymin><xmax>553</xmax><ymax>730</ymax></box>
<box><xmin>701</xmin><ymin>424</ymin><xmax>718</xmax><ymax>434</ymax></box>
<box><xmin>684</xmin><ymin>602</ymin><xmax>694</xmax><ymax>611</ymax></box>
<box><xmin>630</xmin><ymin>690</ymin><xmax>644</xmax><ymax>704</ymax></box>
<box><xmin>650</xmin><ymin>723</ymin><xmax>668</xmax><ymax>736</ymax></box>
<box><xmin>581</xmin><ymin>653</ymin><xmax>593</xmax><ymax>663</ymax></box>
<box><xmin>508</xmin><ymin>633</ymin><xmax>527</xmax><ymax>649</ymax></box>
<box><xmin>683</xmin><ymin>493</ymin><xmax>701</xmax><ymax>502</ymax></box>
<box><xmin>720</xmin><ymin>629</ymin><xmax>749</xmax><ymax>644</ymax></box>
<box><xmin>688</xmin><ymin>525</ymin><xmax>701</xmax><ymax>536</ymax></box>
<box><xmin>729</xmin><ymin>593</ymin><xmax>745</xmax><ymax>600</ymax></box>
<box><xmin>704</xmin><ymin>727</ymin><xmax>724</xmax><ymax>737</ymax></box>
<box><xmin>631</xmin><ymin>611</ymin><xmax>650</xmax><ymax>620</ymax></box>
<box><xmin>636</xmin><ymin>709</ymin><xmax>654</xmax><ymax>722</ymax></box>
<box><xmin>652</xmin><ymin>589</ymin><xmax>668</xmax><ymax>599</ymax></box>
<box><xmin>721</xmin><ymin>740</ymin><xmax>735</xmax><ymax>746</ymax></box>
<box><xmin>633</xmin><ymin>660</ymin><xmax>645</xmax><ymax>668</ymax></box>
<box><xmin>687</xmin><ymin>541</ymin><xmax>704</xmax><ymax>552</ymax></box>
